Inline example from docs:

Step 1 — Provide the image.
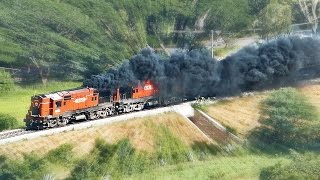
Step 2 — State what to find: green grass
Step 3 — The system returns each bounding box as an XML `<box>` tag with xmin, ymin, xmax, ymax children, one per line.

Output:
<box><xmin>249</xmin><ymin>88</ymin><xmax>320</xmax><ymax>150</ymax></box>
<box><xmin>1</xmin><ymin>87</ymin><xmax>318</xmax><ymax>179</ymax></box>
<box><xmin>213</xmin><ymin>45</ymin><xmax>240</xmax><ymax>58</ymax></box>
<box><xmin>0</xmin><ymin>127</ymin><xmax>293</xmax><ymax>180</ymax></box>
<box><xmin>131</xmin><ymin>155</ymin><xmax>291</xmax><ymax>179</ymax></box>
<box><xmin>0</xmin><ymin>81</ymin><xmax>81</xmax><ymax>126</ymax></box>
<box><xmin>260</xmin><ymin>153</ymin><xmax>320</xmax><ymax>180</ymax></box>
<box><xmin>2</xmin><ymin>114</ymin><xmax>317</xmax><ymax>180</ymax></box>
<box><xmin>191</xmin><ymin>103</ymin><xmax>208</xmax><ymax>112</ymax></box>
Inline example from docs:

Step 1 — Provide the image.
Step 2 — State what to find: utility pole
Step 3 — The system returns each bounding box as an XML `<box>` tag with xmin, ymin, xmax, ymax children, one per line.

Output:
<box><xmin>211</xmin><ymin>30</ymin><xmax>214</xmax><ymax>59</ymax></box>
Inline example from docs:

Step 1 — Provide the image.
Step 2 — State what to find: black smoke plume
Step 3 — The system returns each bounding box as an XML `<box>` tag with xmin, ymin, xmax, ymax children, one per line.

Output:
<box><xmin>84</xmin><ymin>36</ymin><xmax>320</xmax><ymax>98</ymax></box>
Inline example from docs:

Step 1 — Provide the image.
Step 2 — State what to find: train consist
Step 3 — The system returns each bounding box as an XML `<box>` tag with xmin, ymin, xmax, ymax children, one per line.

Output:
<box><xmin>24</xmin><ymin>80</ymin><xmax>163</xmax><ymax>130</ymax></box>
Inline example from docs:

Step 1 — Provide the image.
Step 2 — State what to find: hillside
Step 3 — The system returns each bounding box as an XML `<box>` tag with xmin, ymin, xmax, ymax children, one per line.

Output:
<box><xmin>0</xmin><ymin>0</ymin><xmax>252</xmax><ymax>82</ymax></box>
<box><xmin>2</xmin><ymin>83</ymin><xmax>319</xmax><ymax>156</ymax></box>
<box><xmin>205</xmin><ymin>83</ymin><xmax>320</xmax><ymax>137</ymax></box>
<box><xmin>0</xmin><ymin>111</ymin><xmax>294</xmax><ymax>180</ymax></box>
<box><xmin>0</xmin><ymin>81</ymin><xmax>81</xmax><ymax>122</ymax></box>
<box><xmin>1</xmin><ymin>83</ymin><xmax>320</xmax><ymax>179</ymax></box>
<box><xmin>0</xmin><ymin>112</ymin><xmax>211</xmax><ymax>159</ymax></box>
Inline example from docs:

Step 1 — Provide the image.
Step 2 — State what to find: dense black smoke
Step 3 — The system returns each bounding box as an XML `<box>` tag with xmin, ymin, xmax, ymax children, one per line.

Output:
<box><xmin>84</xmin><ymin>36</ymin><xmax>320</xmax><ymax>98</ymax></box>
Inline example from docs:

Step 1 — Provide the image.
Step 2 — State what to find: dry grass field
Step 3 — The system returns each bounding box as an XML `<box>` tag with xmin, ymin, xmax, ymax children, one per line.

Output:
<box><xmin>205</xmin><ymin>94</ymin><xmax>267</xmax><ymax>137</ymax></box>
<box><xmin>298</xmin><ymin>84</ymin><xmax>320</xmax><ymax>111</ymax></box>
<box><xmin>205</xmin><ymin>83</ymin><xmax>320</xmax><ymax>137</ymax></box>
<box><xmin>0</xmin><ymin>112</ymin><xmax>210</xmax><ymax>159</ymax></box>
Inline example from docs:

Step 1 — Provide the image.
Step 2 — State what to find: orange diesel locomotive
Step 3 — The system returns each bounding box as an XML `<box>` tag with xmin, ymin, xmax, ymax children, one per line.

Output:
<box><xmin>25</xmin><ymin>80</ymin><xmax>159</xmax><ymax>129</ymax></box>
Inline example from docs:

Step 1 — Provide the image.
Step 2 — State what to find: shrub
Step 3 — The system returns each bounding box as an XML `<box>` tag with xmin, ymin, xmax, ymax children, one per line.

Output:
<box><xmin>47</xmin><ymin>144</ymin><xmax>74</xmax><ymax>165</ymax></box>
<box><xmin>108</xmin><ymin>139</ymin><xmax>148</xmax><ymax>177</ymax></box>
<box><xmin>250</xmin><ymin>88</ymin><xmax>320</xmax><ymax>150</ymax></box>
<box><xmin>69</xmin><ymin>157</ymin><xmax>100</xmax><ymax>180</ymax></box>
<box><xmin>0</xmin><ymin>113</ymin><xmax>18</xmax><ymax>131</ymax></box>
<box><xmin>260</xmin><ymin>154</ymin><xmax>320</xmax><ymax>180</ymax></box>
<box><xmin>191</xmin><ymin>141</ymin><xmax>220</xmax><ymax>161</ymax></box>
<box><xmin>0</xmin><ymin>70</ymin><xmax>14</xmax><ymax>92</ymax></box>
<box><xmin>155</xmin><ymin>125</ymin><xmax>191</xmax><ymax>165</ymax></box>
<box><xmin>225</xmin><ymin>124</ymin><xmax>238</xmax><ymax>135</ymax></box>
<box><xmin>69</xmin><ymin>138</ymin><xmax>149</xmax><ymax>179</ymax></box>
<box><xmin>191</xmin><ymin>103</ymin><xmax>208</xmax><ymax>112</ymax></box>
<box><xmin>0</xmin><ymin>154</ymin><xmax>48</xmax><ymax>180</ymax></box>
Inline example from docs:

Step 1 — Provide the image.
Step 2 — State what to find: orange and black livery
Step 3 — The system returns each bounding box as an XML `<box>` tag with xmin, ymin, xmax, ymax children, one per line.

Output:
<box><xmin>25</xmin><ymin>80</ymin><xmax>164</xmax><ymax>130</ymax></box>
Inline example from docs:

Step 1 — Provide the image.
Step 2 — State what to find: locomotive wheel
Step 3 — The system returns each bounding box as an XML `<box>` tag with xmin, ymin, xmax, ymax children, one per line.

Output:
<box><xmin>106</xmin><ymin>109</ymin><xmax>113</xmax><ymax>116</ymax></box>
<box><xmin>88</xmin><ymin>112</ymin><xmax>97</xmax><ymax>120</ymax></box>
<box><xmin>58</xmin><ymin>118</ymin><xmax>68</xmax><ymax>127</ymax></box>
<box><xmin>134</xmin><ymin>104</ymin><xmax>144</xmax><ymax>111</ymax></box>
<box><xmin>124</xmin><ymin>105</ymin><xmax>133</xmax><ymax>113</ymax></box>
<box><xmin>48</xmin><ymin>119</ymin><xmax>57</xmax><ymax>128</ymax></box>
<box><xmin>98</xmin><ymin>111</ymin><xmax>107</xmax><ymax>118</ymax></box>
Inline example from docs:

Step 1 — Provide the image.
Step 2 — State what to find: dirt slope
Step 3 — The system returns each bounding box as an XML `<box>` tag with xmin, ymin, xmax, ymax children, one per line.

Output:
<box><xmin>0</xmin><ymin>112</ymin><xmax>209</xmax><ymax>159</ymax></box>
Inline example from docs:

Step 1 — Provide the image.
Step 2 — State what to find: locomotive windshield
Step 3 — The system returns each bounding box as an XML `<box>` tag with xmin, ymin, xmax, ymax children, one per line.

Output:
<box><xmin>31</xmin><ymin>106</ymin><xmax>39</xmax><ymax>116</ymax></box>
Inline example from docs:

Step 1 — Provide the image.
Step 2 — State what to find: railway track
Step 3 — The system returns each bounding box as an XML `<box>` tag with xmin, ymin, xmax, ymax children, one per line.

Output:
<box><xmin>0</xmin><ymin>113</ymin><xmax>145</xmax><ymax>141</ymax></box>
<box><xmin>0</xmin><ymin>102</ymin><xmax>195</xmax><ymax>145</ymax></box>
<box><xmin>0</xmin><ymin>129</ymin><xmax>31</xmax><ymax>140</ymax></box>
<box><xmin>1</xmin><ymin>76</ymin><xmax>319</xmax><ymax>144</ymax></box>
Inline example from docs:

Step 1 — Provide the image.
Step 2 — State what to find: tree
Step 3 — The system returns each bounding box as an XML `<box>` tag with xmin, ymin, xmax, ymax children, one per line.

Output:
<box><xmin>248</xmin><ymin>0</ymin><xmax>270</xmax><ymax>15</ymax></box>
<box><xmin>257</xmin><ymin>0</ymin><xmax>292</xmax><ymax>38</ymax></box>
<box><xmin>28</xmin><ymin>50</ymin><xmax>52</xmax><ymax>85</ymax></box>
<box><xmin>205</xmin><ymin>0</ymin><xmax>253</xmax><ymax>33</ymax></box>
<box><xmin>0</xmin><ymin>70</ymin><xmax>14</xmax><ymax>92</ymax></box>
<box><xmin>298</xmin><ymin>0</ymin><xmax>319</xmax><ymax>33</ymax></box>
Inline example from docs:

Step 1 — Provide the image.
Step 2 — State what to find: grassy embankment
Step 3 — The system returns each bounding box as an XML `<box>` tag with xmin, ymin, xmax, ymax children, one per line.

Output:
<box><xmin>204</xmin><ymin>84</ymin><xmax>320</xmax><ymax>137</ymax></box>
<box><xmin>0</xmin><ymin>81</ymin><xmax>81</xmax><ymax>126</ymax></box>
<box><xmin>0</xmin><ymin>112</ymin><xmax>293</xmax><ymax>179</ymax></box>
<box><xmin>1</xmin><ymin>85</ymin><xmax>320</xmax><ymax>179</ymax></box>
<box><xmin>0</xmin><ymin>112</ymin><xmax>210</xmax><ymax>159</ymax></box>
<box><xmin>132</xmin><ymin>155</ymin><xmax>290</xmax><ymax>180</ymax></box>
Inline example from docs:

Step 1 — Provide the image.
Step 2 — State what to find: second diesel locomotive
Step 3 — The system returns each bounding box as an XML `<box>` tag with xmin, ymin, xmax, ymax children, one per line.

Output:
<box><xmin>24</xmin><ymin>80</ymin><xmax>160</xmax><ymax>130</ymax></box>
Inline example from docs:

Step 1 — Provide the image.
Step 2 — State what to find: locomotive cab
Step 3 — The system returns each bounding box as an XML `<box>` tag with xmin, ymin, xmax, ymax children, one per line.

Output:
<box><xmin>132</xmin><ymin>80</ymin><xmax>158</xmax><ymax>99</ymax></box>
<box><xmin>25</xmin><ymin>88</ymin><xmax>99</xmax><ymax>129</ymax></box>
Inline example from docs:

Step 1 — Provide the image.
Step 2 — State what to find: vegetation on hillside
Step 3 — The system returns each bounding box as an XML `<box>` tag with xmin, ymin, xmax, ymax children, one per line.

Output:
<box><xmin>1</xmin><ymin>86</ymin><xmax>320</xmax><ymax>179</ymax></box>
<box><xmin>0</xmin><ymin>0</ymin><xmax>319</xmax><ymax>179</ymax></box>
<box><xmin>0</xmin><ymin>125</ymin><xmax>220</xmax><ymax>179</ymax></box>
<box><xmin>260</xmin><ymin>153</ymin><xmax>320</xmax><ymax>180</ymax></box>
<box><xmin>0</xmin><ymin>113</ymin><xmax>18</xmax><ymax>131</ymax></box>
<box><xmin>257</xmin><ymin>0</ymin><xmax>292</xmax><ymax>38</ymax></box>
<box><xmin>0</xmin><ymin>70</ymin><xmax>14</xmax><ymax>92</ymax></box>
<box><xmin>250</xmin><ymin>88</ymin><xmax>320</xmax><ymax>150</ymax></box>
<box><xmin>0</xmin><ymin>81</ymin><xmax>81</xmax><ymax>123</ymax></box>
<box><xmin>203</xmin><ymin>87</ymin><xmax>320</xmax><ymax>179</ymax></box>
<box><xmin>0</xmin><ymin>0</ymin><xmax>253</xmax><ymax>83</ymax></box>
<box><xmin>0</xmin><ymin>0</ymin><xmax>311</xmax><ymax>84</ymax></box>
